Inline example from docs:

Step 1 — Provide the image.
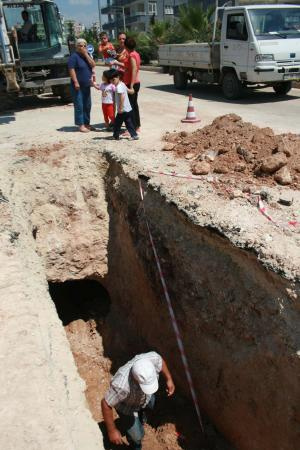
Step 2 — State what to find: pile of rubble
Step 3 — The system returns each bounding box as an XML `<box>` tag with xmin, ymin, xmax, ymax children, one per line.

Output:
<box><xmin>163</xmin><ymin>114</ymin><xmax>300</xmax><ymax>189</ymax></box>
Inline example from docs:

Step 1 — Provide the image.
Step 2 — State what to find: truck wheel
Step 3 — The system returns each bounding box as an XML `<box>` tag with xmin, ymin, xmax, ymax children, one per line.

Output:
<box><xmin>273</xmin><ymin>82</ymin><xmax>292</xmax><ymax>96</ymax></box>
<box><xmin>174</xmin><ymin>70</ymin><xmax>187</xmax><ymax>90</ymax></box>
<box><xmin>222</xmin><ymin>71</ymin><xmax>243</xmax><ymax>100</ymax></box>
<box><xmin>52</xmin><ymin>85</ymin><xmax>72</xmax><ymax>103</ymax></box>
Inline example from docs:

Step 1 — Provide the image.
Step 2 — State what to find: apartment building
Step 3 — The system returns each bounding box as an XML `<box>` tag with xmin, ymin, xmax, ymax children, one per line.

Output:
<box><xmin>101</xmin><ymin>0</ymin><xmax>190</xmax><ymax>37</ymax></box>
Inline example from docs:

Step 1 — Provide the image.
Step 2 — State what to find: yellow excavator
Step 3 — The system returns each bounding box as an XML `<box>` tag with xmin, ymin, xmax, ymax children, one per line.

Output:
<box><xmin>0</xmin><ymin>0</ymin><xmax>71</xmax><ymax>110</ymax></box>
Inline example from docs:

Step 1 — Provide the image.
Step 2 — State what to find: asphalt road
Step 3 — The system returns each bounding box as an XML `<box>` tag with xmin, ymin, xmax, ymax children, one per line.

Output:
<box><xmin>0</xmin><ymin>68</ymin><xmax>299</xmax><ymax>149</ymax></box>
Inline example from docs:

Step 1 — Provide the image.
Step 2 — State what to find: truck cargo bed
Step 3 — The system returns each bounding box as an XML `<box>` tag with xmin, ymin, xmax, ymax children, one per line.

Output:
<box><xmin>158</xmin><ymin>42</ymin><xmax>220</xmax><ymax>70</ymax></box>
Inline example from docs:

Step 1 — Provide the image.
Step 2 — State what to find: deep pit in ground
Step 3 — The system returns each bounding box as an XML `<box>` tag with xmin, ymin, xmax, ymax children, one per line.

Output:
<box><xmin>14</xmin><ymin>142</ymin><xmax>298</xmax><ymax>450</ymax></box>
<box><xmin>49</xmin><ymin>279</ymin><xmax>233</xmax><ymax>450</ymax></box>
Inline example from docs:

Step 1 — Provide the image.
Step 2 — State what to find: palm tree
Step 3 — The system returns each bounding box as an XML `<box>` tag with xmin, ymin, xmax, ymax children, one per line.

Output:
<box><xmin>149</xmin><ymin>21</ymin><xmax>172</xmax><ymax>45</ymax></box>
<box><xmin>178</xmin><ymin>4</ymin><xmax>215</xmax><ymax>42</ymax></box>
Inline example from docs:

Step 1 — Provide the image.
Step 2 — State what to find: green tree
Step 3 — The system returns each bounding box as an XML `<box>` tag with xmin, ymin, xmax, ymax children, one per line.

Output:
<box><xmin>66</xmin><ymin>22</ymin><xmax>75</xmax><ymax>40</ymax></box>
<box><xmin>178</xmin><ymin>4</ymin><xmax>215</xmax><ymax>42</ymax></box>
<box><xmin>80</xmin><ymin>28</ymin><xmax>98</xmax><ymax>52</ymax></box>
<box><xmin>137</xmin><ymin>21</ymin><xmax>188</xmax><ymax>62</ymax></box>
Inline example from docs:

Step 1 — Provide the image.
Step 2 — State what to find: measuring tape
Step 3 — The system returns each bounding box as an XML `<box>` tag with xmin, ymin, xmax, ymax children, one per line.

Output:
<box><xmin>138</xmin><ymin>178</ymin><xmax>204</xmax><ymax>433</ymax></box>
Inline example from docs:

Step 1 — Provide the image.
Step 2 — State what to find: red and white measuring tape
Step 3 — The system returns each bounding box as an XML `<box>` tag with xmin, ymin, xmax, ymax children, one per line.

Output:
<box><xmin>149</xmin><ymin>169</ymin><xmax>204</xmax><ymax>181</ymax></box>
<box><xmin>147</xmin><ymin>169</ymin><xmax>299</xmax><ymax>230</ymax></box>
<box><xmin>257</xmin><ymin>196</ymin><xmax>299</xmax><ymax>229</ymax></box>
<box><xmin>138</xmin><ymin>178</ymin><xmax>204</xmax><ymax>433</ymax></box>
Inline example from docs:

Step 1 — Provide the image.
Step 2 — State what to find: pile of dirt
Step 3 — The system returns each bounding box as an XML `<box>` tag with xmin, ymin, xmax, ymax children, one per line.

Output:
<box><xmin>163</xmin><ymin>114</ymin><xmax>300</xmax><ymax>189</ymax></box>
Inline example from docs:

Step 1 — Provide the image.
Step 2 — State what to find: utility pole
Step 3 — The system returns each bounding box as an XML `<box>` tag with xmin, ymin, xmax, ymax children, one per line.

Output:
<box><xmin>97</xmin><ymin>0</ymin><xmax>102</xmax><ymax>33</ymax></box>
<box><xmin>122</xmin><ymin>6</ymin><xmax>126</xmax><ymax>32</ymax></box>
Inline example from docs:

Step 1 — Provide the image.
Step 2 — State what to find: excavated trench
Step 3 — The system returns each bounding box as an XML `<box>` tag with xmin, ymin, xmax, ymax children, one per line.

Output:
<box><xmin>21</xmin><ymin>146</ymin><xmax>299</xmax><ymax>450</ymax></box>
<box><xmin>48</xmin><ymin>280</ymin><xmax>231</xmax><ymax>450</ymax></box>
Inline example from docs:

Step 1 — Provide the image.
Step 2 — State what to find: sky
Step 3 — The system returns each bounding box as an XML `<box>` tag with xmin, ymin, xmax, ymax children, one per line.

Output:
<box><xmin>55</xmin><ymin>0</ymin><xmax>107</xmax><ymax>26</ymax></box>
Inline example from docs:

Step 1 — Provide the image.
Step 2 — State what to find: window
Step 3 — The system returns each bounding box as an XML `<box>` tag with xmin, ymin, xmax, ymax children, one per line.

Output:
<box><xmin>249</xmin><ymin>8</ymin><xmax>300</xmax><ymax>39</ymax></box>
<box><xmin>148</xmin><ymin>1</ymin><xmax>157</xmax><ymax>15</ymax></box>
<box><xmin>226</xmin><ymin>13</ymin><xmax>248</xmax><ymax>41</ymax></box>
<box><xmin>165</xmin><ymin>6</ymin><xmax>174</xmax><ymax>15</ymax></box>
<box><xmin>3</xmin><ymin>4</ymin><xmax>48</xmax><ymax>51</ymax></box>
<box><xmin>136</xmin><ymin>3</ymin><xmax>145</xmax><ymax>13</ymax></box>
<box><xmin>44</xmin><ymin>3</ymin><xmax>63</xmax><ymax>47</ymax></box>
<box><xmin>131</xmin><ymin>3</ymin><xmax>144</xmax><ymax>15</ymax></box>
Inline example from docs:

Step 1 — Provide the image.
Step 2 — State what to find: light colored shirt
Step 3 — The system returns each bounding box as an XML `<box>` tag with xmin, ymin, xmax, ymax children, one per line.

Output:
<box><xmin>105</xmin><ymin>352</ymin><xmax>162</xmax><ymax>415</ymax></box>
<box><xmin>99</xmin><ymin>82</ymin><xmax>115</xmax><ymax>104</ymax></box>
<box><xmin>115</xmin><ymin>81</ymin><xmax>131</xmax><ymax>113</ymax></box>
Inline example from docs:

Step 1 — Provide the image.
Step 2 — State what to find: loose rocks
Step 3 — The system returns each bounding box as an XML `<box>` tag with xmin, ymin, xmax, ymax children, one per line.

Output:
<box><xmin>185</xmin><ymin>152</ymin><xmax>196</xmax><ymax>160</ymax></box>
<box><xmin>214</xmin><ymin>162</ymin><xmax>229</xmax><ymax>174</ymax></box>
<box><xmin>236</xmin><ymin>145</ymin><xmax>253</xmax><ymax>163</ymax></box>
<box><xmin>260</xmin><ymin>153</ymin><xmax>287</xmax><ymax>174</ymax></box>
<box><xmin>234</xmin><ymin>162</ymin><xmax>246</xmax><ymax>172</ymax></box>
<box><xmin>278</xmin><ymin>193</ymin><xmax>294</xmax><ymax>206</ymax></box>
<box><xmin>191</xmin><ymin>161</ymin><xmax>211</xmax><ymax>175</ymax></box>
<box><xmin>163</xmin><ymin>143</ymin><xmax>176</xmax><ymax>152</ymax></box>
<box><xmin>274</xmin><ymin>167</ymin><xmax>292</xmax><ymax>185</ymax></box>
<box><xmin>163</xmin><ymin>115</ymin><xmax>300</xmax><ymax>188</ymax></box>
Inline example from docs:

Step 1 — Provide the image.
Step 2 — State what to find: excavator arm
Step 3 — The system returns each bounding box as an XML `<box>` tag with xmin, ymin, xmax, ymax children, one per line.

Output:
<box><xmin>0</xmin><ymin>0</ymin><xmax>19</xmax><ymax>92</ymax></box>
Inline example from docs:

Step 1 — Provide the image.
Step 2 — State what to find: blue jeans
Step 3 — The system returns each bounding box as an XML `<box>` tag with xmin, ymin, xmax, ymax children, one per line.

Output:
<box><xmin>118</xmin><ymin>395</ymin><xmax>155</xmax><ymax>449</ymax></box>
<box><xmin>118</xmin><ymin>413</ymin><xmax>144</xmax><ymax>449</ymax></box>
<box><xmin>70</xmin><ymin>83</ymin><xmax>91</xmax><ymax>126</ymax></box>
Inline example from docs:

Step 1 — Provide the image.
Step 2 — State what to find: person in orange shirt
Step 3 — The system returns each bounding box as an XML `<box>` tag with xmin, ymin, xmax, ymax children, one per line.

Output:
<box><xmin>112</xmin><ymin>32</ymin><xmax>129</xmax><ymax>79</ymax></box>
<box><xmin>98</xmin><ymin>32</ymin><xmax>117</xmax><ymax>65</ymax></box>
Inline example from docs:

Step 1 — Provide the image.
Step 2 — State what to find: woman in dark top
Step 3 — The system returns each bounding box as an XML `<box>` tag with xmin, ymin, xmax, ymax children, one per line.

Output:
<box><xmin>68</xmin><ymin>38</ymin><xmax>96</xmax><ymax>132</ymax></box>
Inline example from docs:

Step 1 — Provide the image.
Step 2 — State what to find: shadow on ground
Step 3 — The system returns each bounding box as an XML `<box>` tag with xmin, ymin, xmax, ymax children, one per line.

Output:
<box><xmin>0</xmin><ymin>112</ymin><xmax>15</xmax><ymax>125</ymax></box>
<box><xmin>0</xmin><ymin>93</ymin><xmax>72</xmax><ymax>116</ymax></box>
<box><xmin>56</xmin><ymin>126</ymin><xmax>78</xmax><ymax>132</ymax></box>
<box><xmin>148</xmin><ymin>82</ymin><xmax>300</xmax><ymax>105</ymax></box>
<box><xmin>57</xmin><ymin>124</ymin><xmax>109</xmax><ymax>133</ymax></box>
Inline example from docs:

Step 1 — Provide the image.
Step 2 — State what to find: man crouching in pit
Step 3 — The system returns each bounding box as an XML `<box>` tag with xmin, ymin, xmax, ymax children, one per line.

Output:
<box><xmin>101</xmin><ymin>352</ymin><xmax>175</xmax><ymax>449</ymax></box>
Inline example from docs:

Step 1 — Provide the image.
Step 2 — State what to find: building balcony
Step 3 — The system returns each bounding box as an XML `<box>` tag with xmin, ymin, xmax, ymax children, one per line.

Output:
<box><xmin>125</xmin><ymin>14</ymin><xmax>146</xmax><ymax>25</ymax></box>
<box><xmin>102</xmin><ymin>21</ymin><xmax>116</xmax><ymax>31</ymax></box>
<box><xmin>112</xmin><ymin>0</ymin><xmax>141</xmax><ymax>6</ymax></box>
<box><xmin>101</xmin><ymin>6</ymin><xmax>111</xmax><ymax>14</ymax></box>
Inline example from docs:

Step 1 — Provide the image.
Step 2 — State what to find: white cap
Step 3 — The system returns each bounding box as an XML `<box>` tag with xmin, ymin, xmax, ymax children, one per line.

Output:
<box><xmin>132</xmin><ymin>359</ymin><xmax>158</xmax><ymax>395</ymax></box>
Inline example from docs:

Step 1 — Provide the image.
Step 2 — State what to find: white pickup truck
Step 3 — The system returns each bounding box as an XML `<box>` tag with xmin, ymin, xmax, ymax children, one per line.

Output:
<box><xmin>158</xmin><ymin>3</ymin><xmax>300</xmax><ymax>99</ymax></box>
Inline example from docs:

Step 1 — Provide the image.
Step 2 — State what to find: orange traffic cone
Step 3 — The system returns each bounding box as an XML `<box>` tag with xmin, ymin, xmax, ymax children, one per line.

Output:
<box><xmin>181</xmin><ymin>94</ymin><xmax>201</xmax><ymax>123</ymax></box>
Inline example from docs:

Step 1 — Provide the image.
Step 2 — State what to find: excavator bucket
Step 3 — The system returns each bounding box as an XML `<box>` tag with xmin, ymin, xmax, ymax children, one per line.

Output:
<box><xmin>3</xmin><ymin>66</ymin><xmax>19</xmax><ymax>92</ymax></box>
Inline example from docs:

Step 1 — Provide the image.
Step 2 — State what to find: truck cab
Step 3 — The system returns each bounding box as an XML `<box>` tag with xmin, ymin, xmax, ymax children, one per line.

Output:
<box><xmin>220</xmin><ymin>5</ymin><xmax>300</xmax><ymax>97</ymax></box>
<box><xmin>158</xmin><ymin>3</ymin><xmax>300</xmax><ymax>99</ymax></box>
<box><xmin>1</xmin><ymin>0</ymin><xmax>71</xmax><ymax>103</ymax></box>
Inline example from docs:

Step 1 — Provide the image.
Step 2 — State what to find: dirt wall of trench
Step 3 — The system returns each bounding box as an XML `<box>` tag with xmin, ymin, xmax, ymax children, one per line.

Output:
<box><xmin>0</xmin><ymin>146</ymin><xmax>105</xmax><ymax>450</ymax></box>
<box><xmin>104</xmin><ymin>159</ymin><xmax>300</xmax><ymax>450</ymax></box>
<box><xmin>6</xmin><ymin>141</ymin><xmax>299</xmax><ymax>450</ymax></box>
